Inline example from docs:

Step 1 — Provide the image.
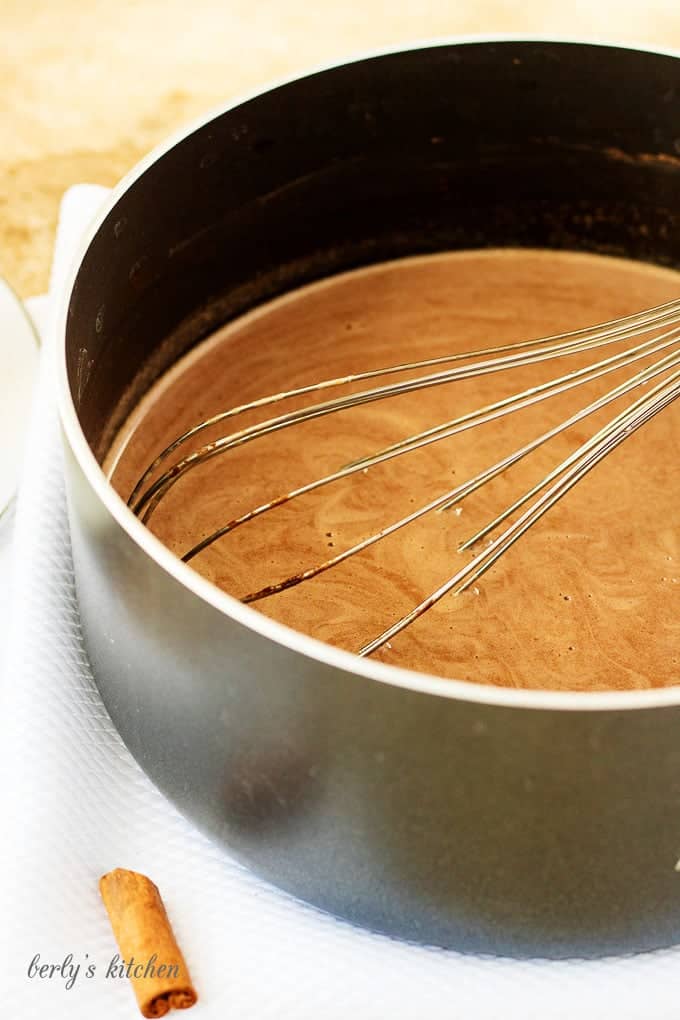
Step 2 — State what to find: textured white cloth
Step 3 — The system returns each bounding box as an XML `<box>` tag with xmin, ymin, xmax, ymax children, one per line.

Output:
<box><xmin>2</xmin><ymin>184</ymin><xmax>679</xmax><ymax>1019</ymax></box>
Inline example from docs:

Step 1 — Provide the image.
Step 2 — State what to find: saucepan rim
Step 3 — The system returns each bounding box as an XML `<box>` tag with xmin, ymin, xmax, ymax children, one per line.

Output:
<box><xmin>56</xmin><ymin>33</ymin><xmax>680</xmax><ymax>714</ymax></box>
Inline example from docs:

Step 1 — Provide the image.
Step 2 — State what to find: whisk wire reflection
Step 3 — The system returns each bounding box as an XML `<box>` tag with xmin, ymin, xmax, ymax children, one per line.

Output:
<box><xmin>127</xmin><ymin>300</ymin><xmax>680</xmax><ymax>657</ymax></box>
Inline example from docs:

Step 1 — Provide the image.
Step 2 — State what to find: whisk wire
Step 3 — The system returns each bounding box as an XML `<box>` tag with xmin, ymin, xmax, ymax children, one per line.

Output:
<box><xmin>124</xmin><ymin>296</ymin><xmax>680</xmax><ymax>511</ymax></box>
<box><xmin>358</xmin><ymin>369</ymin><xmax>680</xmax><ymax>657</ymax></box>
<box><xmin>129</xmin><ymin>303</ymin><xmax>680</xmax><ymax>521</ymax></box>
<box><xmin>179</xmin><ymin>324</ymin><xmax>680</xmax><ymax>561</ymax></box>
<box><xmin>238</xmin><ymin>348</ymin><xmax>680</xmax><ymax>603</ymax></box>
<box><xmin>126</xmin><ymin>298</ymin><xmax>680</xmax><ymax>658</ymax></box>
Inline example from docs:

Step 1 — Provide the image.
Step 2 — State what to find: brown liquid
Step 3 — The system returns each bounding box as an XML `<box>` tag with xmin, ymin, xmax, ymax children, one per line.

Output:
<box><xmin>107</xmin><ymin>250</ymin><xmax>680</xmax><ymax>691</ymax></box>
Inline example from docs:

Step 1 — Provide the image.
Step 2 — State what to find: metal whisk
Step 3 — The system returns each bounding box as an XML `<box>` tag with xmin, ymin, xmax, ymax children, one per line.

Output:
<box><xmin>126</xmin><ymin>297</ymin><xmax>680</xmax><ymax>657</ymax></box>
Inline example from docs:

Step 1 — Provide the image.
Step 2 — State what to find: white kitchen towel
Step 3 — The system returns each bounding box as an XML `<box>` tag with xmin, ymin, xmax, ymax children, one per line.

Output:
<box><xmin>2</xmin><ymin>184</ymin><xmax>680</xmax><ymax>1020</ymax></box>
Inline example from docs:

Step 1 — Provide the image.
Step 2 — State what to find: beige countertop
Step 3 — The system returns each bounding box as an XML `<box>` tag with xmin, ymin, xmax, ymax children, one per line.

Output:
<box><xmin>4</xmin><ymin>0</ymin><xmax>680</xmax><ymax>298</ymax></box>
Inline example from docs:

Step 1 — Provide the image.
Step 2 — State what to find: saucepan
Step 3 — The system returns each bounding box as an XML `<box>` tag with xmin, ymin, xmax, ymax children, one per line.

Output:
<box><xmin>56</xmin><ymin>38</ymin><xmax>680</xmax><ymax>957</ymax></box>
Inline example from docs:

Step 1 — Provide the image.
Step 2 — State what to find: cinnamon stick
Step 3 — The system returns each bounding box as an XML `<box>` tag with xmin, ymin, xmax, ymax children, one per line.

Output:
<box><xmin>99</xmin><ymin>868</ymin><xmax>197</xmax><ymax>1017</ymax></box>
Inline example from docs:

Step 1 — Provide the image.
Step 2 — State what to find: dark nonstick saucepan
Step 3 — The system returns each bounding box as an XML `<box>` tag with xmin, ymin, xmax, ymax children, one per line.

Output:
<box><xmin>57</xmin><ymin>38</ymin><xmax>680</xmax><ymax>958</ymax></box>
